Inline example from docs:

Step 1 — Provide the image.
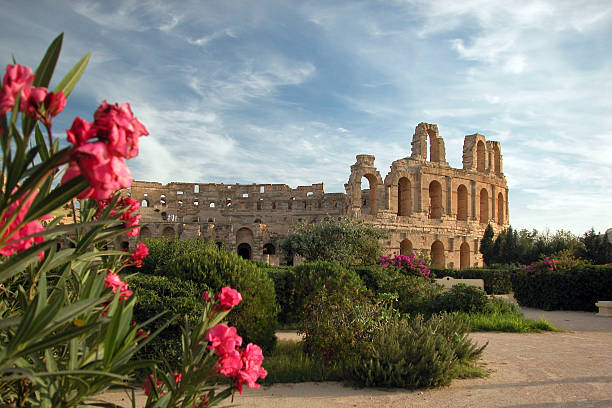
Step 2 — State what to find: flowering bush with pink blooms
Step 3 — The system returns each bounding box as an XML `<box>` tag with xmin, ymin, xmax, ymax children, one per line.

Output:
<box><xmin>379</xmin><ymin>252</ymin><xmax>431</xmax><ymax>279</ymax></box>
<box><xmin>0</xmin><ymin>35</ymin><xmax>263</xmax><ymax>407</ymax></box>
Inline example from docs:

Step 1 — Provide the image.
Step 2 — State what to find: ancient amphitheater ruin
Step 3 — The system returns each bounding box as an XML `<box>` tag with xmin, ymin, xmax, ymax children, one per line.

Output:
<box><xmin>123</xmin><ymin>123</ymin><xmax>509</xmax><ymax>268</ymax></box>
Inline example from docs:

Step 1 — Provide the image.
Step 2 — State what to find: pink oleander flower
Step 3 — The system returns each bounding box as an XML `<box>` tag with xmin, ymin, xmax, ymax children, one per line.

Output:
<box><xmin>0</xmin><ymin>64</ymin><xmax>34</xmax><ymax>114</ymax></box>
<box><xmin>19</xmin><ymin>86</ymin><xmax>47</xmax><ymax>117</ymax></box>
<box><xmin>217</xmin><ymin>349</ymin><xmax>242</xmax><ymax>377</ymax></box>
<box><xmin>104</xmin><ymin>270</ymin><xmax>132</xmax><ymax>300</ymax></box>
<box><xmin>218</xmin><ymin>286</ymin><xmax>242</xmax><ymax>310</ymax></box>
<box><xmin>235</xmin><ymin>343</ymin><xmax>268</xmax><ymax>394</ymax></box>
<box><xmin>0</xmin><ymin>189</ymin><xmax>46</xmax><ymax>260</ymax></box>
<box><xmin>143</xmin><ymin>375</ymin><xmax>163</xmax><ymax>396</ymax></box>
<box><xmin>66</xmin><ymin>117</ymin><xmax>93</xmax><ymax>147</ymax></box>
<box><xmin>130</xmin><ymin>242</ymin><xmax>148</xmax><ymax>268</ymax></box>
<box><xmin>206</xmin><ymin>324</ymin><xmax>242</xmax><ymax>356</ymax></box>
<box><xmin>173</xmin><ymin>370</ymin><xmax>182</xmax><ymax>384</ymax></box>
<box><xmin>62</xmin><ymin>142</ymin><xmax>132</xmax><ymax>199</ymax></box>
<box><xmin>202</xmin><ymin>291</ymin><xmax>211</xmax><ymax>303</ymax></box>
<box><xmin>119</xmin><ymin>197</ymin><xmax>141</xmax><ymax>236</ymax></box>
<box><xmin>91</xmin><ymin>101</ymin><xmax>149</xmax><ymax>159</ymax></box>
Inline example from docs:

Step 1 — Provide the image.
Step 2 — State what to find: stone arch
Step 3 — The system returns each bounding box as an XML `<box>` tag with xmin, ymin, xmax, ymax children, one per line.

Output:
<box><xmin>263</xmin><ymin>243</ymin><xmax>275</xmax><ymax>255</ymax></box>
<box><xmin>429</xmin><ymin>180</ymin><xmax>442</xmax><ymax>219</ymax></box>
<box><xmin>361</xmin><ymin>173</ymin><xmax>378</xmax><ymax>215</ymax></box>
<box><xmin>493</xmin><ymin>144</ymin><xmax>501</xmax><ymax>175</ymax></box>
<box><xmin>457</xmin><ymin>184</ymin><xmax>468</xmax><ymax>221</ymax></box>
<box><xmin>497</xmin><ymin>192</ymin><xmax>504</xmax><ymax>225</ymax></box>
<box><xmin>400</xmin><ymin>239</ymin><xmax>413</xmax><ymax>255</ymax></box>
<box><xmin>237</xmin><ymin>243</ymin><xmax>251</xmax><ymax>260</ymax></box>
<box><xmin>479</xmin><ymin>188</ymin><xmax>489</xmax><ymax>223</ymax></box>
<box><xmin>431</xmin><ymin>240</ymin><xmax>445</xmax><ymax>268</ymax></box>
<box><xmin>410</xmin><ymin>122</ymin><xmax>447</xmax><ymax>164</ymax></box>
<box><xmin>139</xmin><ymin>226</ymin><xmax>152</xmax><ymax>239</ymax></box>
<box><xmin>162</xmin><ymin>226</ymin><xmax>175</xmax><ymax>240</ymax></box>
<box><xmin>476</xmin><ymin>141</ymin><xmax>486</xmax><ymax>172</ymax></box>
<box><xmin>398</xmin><ymin>177</ymin><xmax>411</xmax><ymax>216</ymax></box>
<box><xmin>460</xmin><ymin>242</ymin><xmax>470</xmax><ymax>269</ymax></box>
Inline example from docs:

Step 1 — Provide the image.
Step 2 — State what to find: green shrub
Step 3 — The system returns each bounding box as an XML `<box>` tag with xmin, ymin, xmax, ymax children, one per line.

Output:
<box><xmin>512</xmin><ymin>264</ymin><xmax>612</xmax><ymax>311</ymax></box>
<box><xmin>344</xmin><ymin>313</ymin><xmax>486</xmax><ymax>388</ymax></box>
<box><xmin>261</xmin><ymin>266</ymin><xmax>293</xmax><ymax>325</ymax></box>
<box><xmin>139</xmin><ymin>238</ymin><xmax>279</xmax><ymax>352</ymax></box>
<box><xmin>431</xmin><ymin>268</ymin><xmax>513</xmax><ymax>294</ymax></box>
<box><xmin>431</xmin><ymin>284</ymin><xmax>490</xmax><ymax>314</ymax></box>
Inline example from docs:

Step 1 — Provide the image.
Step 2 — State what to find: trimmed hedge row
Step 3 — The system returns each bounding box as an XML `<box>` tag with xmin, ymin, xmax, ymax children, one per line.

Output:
<box><xmin>512</xmin><ymin>265</ymin><xmax>612</xmax><ymax>311</ymax></box>
<box><xmin>431</xmin><ymin>268</ymin><xmax>513</xmax><ymax>294</ymax></box>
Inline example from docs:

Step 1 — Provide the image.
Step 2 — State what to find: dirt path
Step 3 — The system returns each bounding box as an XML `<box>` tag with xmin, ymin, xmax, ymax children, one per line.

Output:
<box><xmin>100</xmin><ymin>309</ymin><xmax>612</xmax><ymax>408</ymax></box>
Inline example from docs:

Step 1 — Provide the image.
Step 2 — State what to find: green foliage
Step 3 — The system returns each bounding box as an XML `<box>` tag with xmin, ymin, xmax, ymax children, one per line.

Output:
<box><xmin>512</xmin><ymin>264</ymin><xmax>612</xmax><ymax>311</ymax></box>
<box><xmin>430</xmin><ymin>268</ymin><xmax>513</xmax><ymax>294</ymax></box>
<box><xmin>344</xmin><ymin>313</ymin><xmax>486</xmax><ymax>388</ymax></box>
<box><xmin>479</xmin><ymin>224</ymin><xmax>495</xmax><ymax>266</ymax></box>
<box><xmin>279</xmin><ymin>217</ymin><xmax>387</xmax><ymax>266</ymax></box>
<box><xmin>463</xmin><ymin>312</ymin><xmax>558</xmax><ymax>333</ymax></box>
<box><xmin>139</xmin><ymin>238</ymin><xmax>279</xmax><ymax>352</ymax></box>
<box><xmin>431</xmin><ymin>284</ymin><xmax>490</xmax><ymax>314</ymax></box>
<box><xmin>127</xmin><ymin>275</ymin><xmax>207</xmax><ymax>369</ymax></box>
<box><xmin>579</xmin><ymin>228</ymin><xmax>612</xmax><ymax>265</ymax></box>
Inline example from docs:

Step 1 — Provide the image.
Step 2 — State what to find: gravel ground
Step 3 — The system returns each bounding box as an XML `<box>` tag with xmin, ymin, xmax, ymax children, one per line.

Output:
<box><xmin>98</xmin><ymin>308</ymin><xmax>612</xmax><ymax>408</ymax></box>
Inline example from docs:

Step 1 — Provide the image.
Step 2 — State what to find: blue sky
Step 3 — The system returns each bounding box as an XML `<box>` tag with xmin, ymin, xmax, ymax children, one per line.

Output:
<box><xmin>2</xmin><ymin>0</ymin><xmax>611</xmax><ymax>234</ymax></box>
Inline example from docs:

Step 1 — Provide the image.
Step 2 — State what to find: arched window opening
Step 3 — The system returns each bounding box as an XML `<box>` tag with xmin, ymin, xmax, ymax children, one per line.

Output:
<box><xmin>272</xmin><ymin>201</ymin><xmax>276</xmax><ymax>210</ymax></box>
<box><xmin>160</xmin><ymin>200</ymin><xmax>166</xmax><ymax>206</ymax></box>
<box><xmin>141</xmin><ymin>199</ymin><xmax>149</xmax><ymax>207</ymax></box>
<box><xmin>263</xmin><ymin>243</ymin><xmax>275</xmax><ymax>255</ymax></box>
<box><xmin>457</xmin><ymin>184</ymin><xmax>468</xmax><ymax>221</ymax></box>
<box><xmin>431</xmin><ymin>240</ymin><xmax>445</xmax><ymax>268</ymax></box>
<box><xmin>254</xmin><ymin>218</ymin><xmax>262</xmax><ymax>224</ymax></box>
<box><xmin>210</xmin><ymin>202</ymin><xmax>215</xmax><ymax>208</ymax></box>
<box><xmin>361</xmin><ymin>174</ymin><xmax>377</xmax><ymax>215</ymax></box>
<box><xmin>194</xmin><ymin>185</ymin><xmax>199</xmax><ymax>193</ymax></box>
<box><xmin>237</xmin><ymin>243</ymin><xmax>251</xmax><ymax>260</ymax></box>
<box><xmin>493</xmin><ymin>145</ymin><xmax>501</xmax><ymax>175</ymax></box>
<box><xmin>162</xmin><ymin>226</ymin><xmax>175</xmax><ymax>240</ymax></box>
<box><xmin>120</xmin><ymin>241</ymin><xmax>130</xmax><ymax>250</ymax></box>
<box><xmin>139</xmin><ymin>226</ymin><xmax>152</xmax><ymax>239</ymax></box>
<box><xmin>497</xmin><ymin>192</ymin><xmax>504</xmax><ymax>225</ymax></box>
<box><xmin>161</xmin><ymin>212</ymin><xmax>167</xmax><ymax>221</ymax></box>
<box><xmin>178</xmin><ymin>200</ymin><xmax>183</xmax><ymax>207</ymax></box>
<box><xmin>479</xmin><ymin>188</ymin><xmax>489</xmax><ymax>223</ymax></box>
<box><xmin>398</xmin><ymin>177</ymin><xmax>411</xmax><ymax>216</ymax></box>
<box><xmin>400</xmin><ymin>239</ymin><xmax>413</xmax><ymax>255</ymax></box>
<box><xmin>476</xmin><ymin>141</ymin><xmax>486</xmax><ymax>172</ymax></box>
<box><xmin>460</xmin><ymin>242</ymin><xmax>470</xmax><ymax>269</ymax></box>
<box><xmin>207</xmin><ymin>218</ymin><xmax>214</xmax><ymax>223</ymax></box>
<box><xmin>429</xmin><ymin>180</ymin><xmax>442</xmax><ymax>219</ymax></box>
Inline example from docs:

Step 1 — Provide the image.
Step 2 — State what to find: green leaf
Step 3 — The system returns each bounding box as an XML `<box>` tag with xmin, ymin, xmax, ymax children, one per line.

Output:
<box><xmin>35</xmin><ymin>124</ymin><xmax>50</xmax><ymax>161</ymax></box>
<box><xmin>26</xmin><ymin>176</ymin><xmax>89</xmax><ymax>221</ymax></box>
<box><xmin>55</xmin><ymin>52</ymin><xmax>90</xmax><ymax>98</ymax></box>
<box><xmin>0</xmin><ymin>240</ymin><xmax>55</xmax><ymax>282</ymax></box>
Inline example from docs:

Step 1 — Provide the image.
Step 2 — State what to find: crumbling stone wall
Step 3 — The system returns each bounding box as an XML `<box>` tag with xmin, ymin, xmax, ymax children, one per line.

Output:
<box><xmin>126</xmin><ymin>122</ymin><xmax>509</xmax><ymax>268</ymax></box>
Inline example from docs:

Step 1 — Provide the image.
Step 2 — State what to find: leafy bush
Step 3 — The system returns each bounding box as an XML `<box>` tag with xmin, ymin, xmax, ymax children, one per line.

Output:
<box><xmin>127</xmin><ymin>275</ymin><xmax>207</xmax><ymax>368</ymax></box>
<box><xmin>344</xmin><ymin>313</ymin><xmax>485</xmax><ymax>388</ymax></box>
<box><xmin>431</xmin><ymin>268</ymin><xmax>513</xmax><ymax>294</ymax></box>
<box><xmin>140</xmin><ymin>238</ymin><xmax>279</xmax><ymax>352</ymax></box>
<box><xmin>512</xmin><ymin>264</ymin><xmax>612</xmax><ymax>311</ymax></box>
<box><xmin>280</xmin><ymin>217</ymin><xmax>387</xmax><ymax>266</ymax></box>
<box><xmin>431</xmin><ymin>284</ymin><xmax>490</xmax><ymax>314</ymax></box>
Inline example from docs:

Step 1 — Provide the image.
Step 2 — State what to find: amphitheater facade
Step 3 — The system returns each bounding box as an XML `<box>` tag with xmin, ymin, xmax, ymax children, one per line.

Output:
<box><xmin>123</xmin><ymin>123</ymin><xmax>509</xmax><ymax>268</ymax></box>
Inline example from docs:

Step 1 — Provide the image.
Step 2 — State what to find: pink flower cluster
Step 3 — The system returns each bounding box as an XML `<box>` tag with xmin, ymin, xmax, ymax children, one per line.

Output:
<box><xmin>217</xmin><ymin>286</ymin><xmax>243</xmax><ymax>310</ymax></box>
<box><xmin>206</xmin><ymin>323</ymin><xmax>267</xmax><ymax>394</ymax></box>
<box><xmin>523</xmin><ymin>256</ymin><xmax>558</xmax><ymax>275</ymax></box>
<box><xmin>62</xmin><ymin>101</ymin><xmax>148</xmax><ymax>200</ymax></box>
<box><xmin>130</xmin><ymin>242</ymin><xmax>149</xmax><ymax>268</ymax></box>
<box><xmin>0</xmin><ymin>64</ymin><xmax>65</xmax><ymax>126</ymax></box>
<box><xmin>0</xmin><ymin>189</ymin><xmax>47</xmax><ymax>260</ymax></box>
<box><xmin>143</xmin><ymin>371</ymin><xmax>182</xmax><ymax>397</ymax></box>
<box><xmin>379</xmin><ymin>252</ymin><xmax>431</xmax><ymax>279</ymax></box>
<box><xmin>104</xmin><ymin>270</ymin><xmax>133</xmax><ymax>301</ymax></box>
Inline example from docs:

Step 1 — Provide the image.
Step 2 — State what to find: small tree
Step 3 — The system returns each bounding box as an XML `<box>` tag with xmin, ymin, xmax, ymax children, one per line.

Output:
<box><xmin>580</xmin><ymin>228</ymin><xmax>612</xmax><ymax>265</ymax></box>
<box><xmin>279</xmin><ymin>217</ymin><xmax>387</xmax><ymax>266</ymax></box>
<box><xmin>479</xmin><ymin>224</ymin><xmax>495</xmax><ymax>266</ymax></box>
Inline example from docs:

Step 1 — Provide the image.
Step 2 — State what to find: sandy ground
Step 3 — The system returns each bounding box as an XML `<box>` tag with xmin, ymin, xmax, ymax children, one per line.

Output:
<box><xmin>98</xmin><ymin>308</ymin><xmax>612</xmax><ymax>408</ymax></box>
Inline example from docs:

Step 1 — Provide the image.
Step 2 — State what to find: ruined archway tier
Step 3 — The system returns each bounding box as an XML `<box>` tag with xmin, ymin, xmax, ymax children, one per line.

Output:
<box><xmin>125</xmin><ymin>123</ymin><xmax>508</xmax><ymax>268</ymax></box>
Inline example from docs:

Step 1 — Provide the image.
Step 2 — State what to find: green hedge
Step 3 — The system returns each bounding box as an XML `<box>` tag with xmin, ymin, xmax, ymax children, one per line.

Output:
<box><xmin>511</xmin><ymin>265</ymin><xmax>612</xmax><ymax>311</ymax></box>
<box><xmin>431</xmin><ymin>268</ymin><xmax>513</xmax><ymax>294</ymax></box>
<box><xmin>137</xmin><ymin>238</ymin><xmax>279</xmax><ymax>353</ymax></box>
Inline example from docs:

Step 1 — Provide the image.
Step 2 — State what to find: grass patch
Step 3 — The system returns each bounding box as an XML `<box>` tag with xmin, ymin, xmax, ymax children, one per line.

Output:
<box><xmin>463</xmin><ymin>312</ymin><xmax>560</xmax><ymax>332</ymax></box>
<box><xmin>262</xmin><ymin>340</ymin><xmax>342</xmax><ymax>384</ymax></box>
<box><xmin>456</xmin><ymin>361</ymin><xmax>490</xmax><ymax>379</ymax></box>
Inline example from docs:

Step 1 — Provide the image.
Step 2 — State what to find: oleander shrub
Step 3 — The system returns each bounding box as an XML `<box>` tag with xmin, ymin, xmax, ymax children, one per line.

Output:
<box><xmin>139</xmin><ymin>238</ymin><xmax>279</xmax><ymax>352</ymax></box>
<box><xmin>127</xmin><ymin>275</ymin><xmax>207</xmax><ymax>368</ymax></box>
<box><xmin>512</xmin><ymin>264</ymin><xmax>612</xmax><ymax>311</ymax></box>
<box><xmin>431</xmin><ymin>268</ymin><xmax>513</xmax><ymax>294</ymax></box>
<box><xmin>430</xmin><ymin>284</ymin><xmax>491</xmax><ymax>314</ymax></box>
<box><xmin>344</xmin><ymin>313</ymin><xmax>485</xmax><ymax>388</ymax></box>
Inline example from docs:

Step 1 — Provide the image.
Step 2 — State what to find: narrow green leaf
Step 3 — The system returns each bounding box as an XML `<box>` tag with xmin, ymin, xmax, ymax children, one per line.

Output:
<box><xmin>26</xmin><ymin>176</ymin><xmax>89</xmax><ymax>221</ymax></box>
<box><xmin>35</xmin><ymin>124</ymin><xmax>50</xmax><ymax>161</ymax></box>
<box><xmin>19</xmin><ymin>323</ymin><xmax>100</xmax><ymax>357</ymax></box>
<box><xmin>33</xmin><ymin>33</ymin><xmax>63</xmax><ymax>88</ymax></box>
<box><xmin>0</xmin><ymin>240</ymin><xmax>55</xmax><ymax>282</ymax></box>
<box><xmin>55</xmin><ymin>52</ymin><xmax>90</xmax><ymax>98</ymax></box>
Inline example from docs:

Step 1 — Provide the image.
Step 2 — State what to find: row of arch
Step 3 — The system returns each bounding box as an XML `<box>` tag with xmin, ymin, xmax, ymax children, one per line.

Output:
<box><xmin>364</xmin><ymin>176</ymin><xmax>505</xmax><ymax>225</ymax></box>
<box><xmin>398</xmin><ymin>238</ymin><xmax>472</xmax><ymax>269</ymax></box>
